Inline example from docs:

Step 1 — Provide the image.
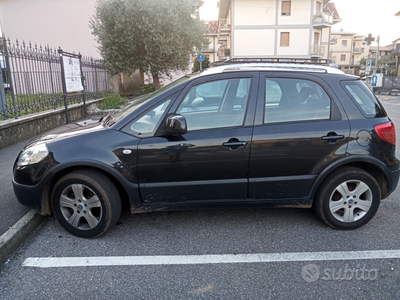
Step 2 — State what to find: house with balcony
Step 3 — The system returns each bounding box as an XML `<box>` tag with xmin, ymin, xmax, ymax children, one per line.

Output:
<box><xmin>201</xmin><ymin>21</ymin><xmax>220</xmax><ymax>63</ymax></box>
<box><xmin>330</xmin><ymin>31</ymin><xmax>369</xmax><ymax>74</ymax></box>
<box><xmin>393</xmin><ymin>38</ymin><xmax>400</xmax><ymax>72</ymax></box>
<box><xmin>217</xmin><ymin>0</ymin><xmax>341</xmax><ymax>60</ymax></box>
<box><xmin>367</xmin><ymin>44</ymin><xmax>396</xmax><ymax>70</ymax></box>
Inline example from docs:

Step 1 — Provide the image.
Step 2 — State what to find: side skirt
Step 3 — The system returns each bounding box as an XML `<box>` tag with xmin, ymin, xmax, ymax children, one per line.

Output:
<box><xmin>130</xmin><ymin>198</ymin><xmax>312</xmax><ymax>214</ymax></box>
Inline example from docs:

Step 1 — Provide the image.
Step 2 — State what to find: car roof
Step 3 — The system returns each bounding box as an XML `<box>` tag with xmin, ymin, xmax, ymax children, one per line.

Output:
<box><xmin>200</xmin><ymin>63</ymin><xmax>345</xmax><ymax>76</ymax></box>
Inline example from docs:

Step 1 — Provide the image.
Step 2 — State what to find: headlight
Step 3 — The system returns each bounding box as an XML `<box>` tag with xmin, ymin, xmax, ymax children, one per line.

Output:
<box><xmin>18</xmin><ymin>143</ymin><xmax>49</xmax><ymax>167</ymax></box>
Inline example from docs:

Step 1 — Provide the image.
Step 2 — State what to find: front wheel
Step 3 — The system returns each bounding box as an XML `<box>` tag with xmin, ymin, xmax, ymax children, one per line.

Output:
<box><xmin>52</xmin><ymin>170</ymin><xmax>121</xmax><ymax>238</ymax></box>
<box><xmin>313</xmin><ymin>167</ymin><xmax>381</xmax><ymax>230</ymax></box>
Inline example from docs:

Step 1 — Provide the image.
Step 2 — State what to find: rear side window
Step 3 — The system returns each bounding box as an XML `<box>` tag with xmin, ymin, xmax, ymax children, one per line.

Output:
<box><xmin>264</xmin><ymin>78</ymin><xmax>331</xmax><ymax>124</ymax></box>
<box><xmin>341</xmin><ymin>81</ymin><xmax>386</xmax><ymax>118</ymax></box>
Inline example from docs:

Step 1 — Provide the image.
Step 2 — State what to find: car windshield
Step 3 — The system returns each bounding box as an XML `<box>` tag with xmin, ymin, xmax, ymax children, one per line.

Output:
<box><xmin>105</xmin><ymin>75</ymin><xmax>191</xmax><ymax>126</ymax></box>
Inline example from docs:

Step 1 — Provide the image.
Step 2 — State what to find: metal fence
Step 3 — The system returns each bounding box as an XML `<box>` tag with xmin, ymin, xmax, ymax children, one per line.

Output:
<box><xmin>0</xmin><ymin>37</ymin><xmax>112</xmax><ymax>119</ymax></box>
<box><xmin>363</xmin><ymin>75</ymin><xmax>400</xmax><ymax>95</ymax></box>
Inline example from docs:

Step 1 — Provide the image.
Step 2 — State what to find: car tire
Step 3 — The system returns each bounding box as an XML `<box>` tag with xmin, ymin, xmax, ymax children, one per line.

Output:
<box><xmin>52</xmin><ymin>170</ymin><xmax>121</xmax><ymax>238</ymax></box>
<box><xmin>313</xmin><ymin>167</ymin><xmax>381</xmax><ymax>230</ymax></box>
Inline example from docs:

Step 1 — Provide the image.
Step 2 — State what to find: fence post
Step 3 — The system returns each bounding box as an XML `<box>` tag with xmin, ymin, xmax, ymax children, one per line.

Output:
<box><xmin>46</xmin><ymin>45</ymin><xmax>56</xmax><ymax>107</ymax></box>
<box><xmin>0</xmin><ymin>70</ymin><xmax>6</xmax><ymax>117</ymax></box>
<box><xmin>3</xmin><ymin>37</ymin><xmax>18</xmax><ymax>119</ymax></box>
<box><xmin>58</xmin><ymin>47</ymin><xmax>69</xmax><ymax>124</ymax></box>
<box><xmin>78</xmin><ymin>53</ymin><xmax>87</xmax><ymax>116</ymax></box>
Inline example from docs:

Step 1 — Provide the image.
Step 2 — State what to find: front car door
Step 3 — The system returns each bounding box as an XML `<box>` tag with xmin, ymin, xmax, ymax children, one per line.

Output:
<box><xmin>249</xmin><ymin>73</ymin><xmax>350</xmax><ymax>201</ymax></box>
<box><xmin>135</xmin><ymin>72</ymin><xmax>259</xmax><ymax>204</ymax></box>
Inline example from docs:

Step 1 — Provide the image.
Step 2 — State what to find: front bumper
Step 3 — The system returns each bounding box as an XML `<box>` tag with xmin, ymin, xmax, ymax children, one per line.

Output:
<box><xmin>13</xmin><ymin>179</ymin><xmax>49</xmax><ymax>214</ymax></box>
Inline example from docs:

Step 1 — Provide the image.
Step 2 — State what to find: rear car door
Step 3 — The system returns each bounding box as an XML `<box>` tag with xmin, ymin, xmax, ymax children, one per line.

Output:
<box><xmin>136</xmin><ymin>72</ymin><xmax>259</xmax><ymax>203</ymax></box>
<box><xmin>249</xmin><ymin>73</ymin><xmax>350</xmax><ymax>200</ymax></box>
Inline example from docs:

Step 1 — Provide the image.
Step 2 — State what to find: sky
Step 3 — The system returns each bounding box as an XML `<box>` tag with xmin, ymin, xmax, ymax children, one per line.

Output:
<box><xmin>199</xmin><ymin>0</ymin><xmax>400</xmax><ymax>46</ymax></box>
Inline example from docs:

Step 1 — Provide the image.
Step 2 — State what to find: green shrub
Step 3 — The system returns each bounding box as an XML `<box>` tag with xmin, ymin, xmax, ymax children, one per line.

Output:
<box><xmin>140</xmin><ymin>84</ymin><xmax>156</xmax><ymax>95</ymax></box>
<box><xmin>192</xmin><ymin>56</ymin><xmax>210</xmax><ymax>72</ymax></box>
<box><xmin>99</xmin><ymin>93</ymin><xmax>127</xmax><ymax>110</ymax></box>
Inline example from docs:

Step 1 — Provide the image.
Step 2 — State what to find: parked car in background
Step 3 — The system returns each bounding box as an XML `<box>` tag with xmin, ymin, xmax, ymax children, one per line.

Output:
<box><xmin>13</xmin><ymin>59</ymin><xmax>400</xmax><ymax>238</ymax></box>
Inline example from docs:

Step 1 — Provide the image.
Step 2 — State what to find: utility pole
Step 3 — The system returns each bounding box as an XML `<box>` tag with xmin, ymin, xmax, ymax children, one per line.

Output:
<box><xmin>374</xmin><ymin>36</ymin><xmax>380</xmax><ymax>74</ymax></box>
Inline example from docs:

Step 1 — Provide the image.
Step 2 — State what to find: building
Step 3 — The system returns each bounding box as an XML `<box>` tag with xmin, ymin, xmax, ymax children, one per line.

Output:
<box><xmin>217</xmin><ymin>0</ymin><xmax>341</xmax><ymax>60</ymax></box>
<box><xmin>202</xmin><ymin>21</ymin><xmax>220</xmax><ymax>63</ymax></box>
<box><xmin>330</xmin><ymin>31</ymin><xmax>369</xmax><ymax>74</ymax></box>
<box><xmin>393</xmin><ymin>38</ymin><xmax>400</xmax><ymax>72</ymax></box>
<box><xmin>368</xmin><ymin>44</ymin><xmax>395</xmax><ymax>71</ymax></box>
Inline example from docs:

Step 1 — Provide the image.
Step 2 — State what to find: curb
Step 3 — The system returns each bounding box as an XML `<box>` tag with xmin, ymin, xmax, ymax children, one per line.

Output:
<box><xmin>0</xmin><ymin>210</ymin><xmax>45</xmax><ymax>264</ymax></box>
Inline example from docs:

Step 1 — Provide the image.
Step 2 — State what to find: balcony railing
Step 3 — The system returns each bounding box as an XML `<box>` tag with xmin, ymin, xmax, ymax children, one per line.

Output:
<box><xmin>352</xmin><ymin>47</ymin><xmax>363</xmax><ymax>53</ymax></box>
<box><xmin>201</xmin><ymin>47</ymin><xmax>215</xmax><ymax>53</ymax></box>
<box><xmin>217</xmin><ymin>22</ymin><xmax>230</xmax><ymax>45</ymax></box>
<box><xmin>313</xmin><ymin>12</ymin><xmax>333</xmax><ymax>28</ymax></box>
<box><xmin>311</xmin><ymin>45</ymin><xmax>325</xmax><ymax>57</ymax></box>
<box><xmin>392</xmin><ymin>48</ymin><xmax>400</xmax><ymax>54</ymax></box>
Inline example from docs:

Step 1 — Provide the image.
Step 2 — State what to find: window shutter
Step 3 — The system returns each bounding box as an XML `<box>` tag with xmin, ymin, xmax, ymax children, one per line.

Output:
<box><xmin>282</xmin><ymin>1</ymin><xmax>291</xmax><ymax>15</ymax></box>
<box><xmin>280</xmin><ymin>32</ymin><xmax>290</xmax><ymax>46</ymax></box>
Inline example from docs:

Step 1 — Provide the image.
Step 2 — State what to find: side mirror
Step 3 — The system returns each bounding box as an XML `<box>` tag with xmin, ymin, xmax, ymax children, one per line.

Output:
<box><xmin>165</xmin><ymin>114</ymin><xmax>187</xmax><ymax>135</ymax></box>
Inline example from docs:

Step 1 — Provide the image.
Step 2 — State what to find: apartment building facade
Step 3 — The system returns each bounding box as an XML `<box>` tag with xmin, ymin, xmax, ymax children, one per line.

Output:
<box><xmin>217</xmin><ymin>0</ymin><xmax>341</xmax><ymax>59</ymax></box>
<box><xmin>393</xmin><ymin>38</ymin><xmax>400</xmax><ymax>72</ymax></box>
<box><xmin>202</xmin><ymin>21</ymin><xmax>220</xmax><ymax>63</ymax></box>
<box><xmin>330</xmin><ymin>31</ymin><xmax>368</xmax><ymax>74</ymax></box>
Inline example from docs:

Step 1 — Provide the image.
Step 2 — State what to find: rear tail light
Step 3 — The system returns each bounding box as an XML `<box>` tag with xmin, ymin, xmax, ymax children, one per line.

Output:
<box><xmin>374</xmin><ymin>122</ymin><xmax>396</xmax><ymax>146</ymax></box>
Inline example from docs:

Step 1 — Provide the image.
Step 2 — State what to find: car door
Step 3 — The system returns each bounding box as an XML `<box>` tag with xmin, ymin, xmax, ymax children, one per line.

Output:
<box><xmin>249</xmin><ymin>73</ymin><xmax>350</xmax><ymax>200</ymax></box>
<box><xmin>136</xmin><ymin>72</ymin><xmax>259</xmax><ymax>203</ymax></box>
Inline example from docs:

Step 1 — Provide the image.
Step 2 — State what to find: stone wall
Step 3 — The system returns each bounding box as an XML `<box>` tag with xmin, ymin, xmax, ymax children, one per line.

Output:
<box><xmin>0</xmin><ymin>99</ymin><xmax>102</xmax><ymax>149</ymax></box>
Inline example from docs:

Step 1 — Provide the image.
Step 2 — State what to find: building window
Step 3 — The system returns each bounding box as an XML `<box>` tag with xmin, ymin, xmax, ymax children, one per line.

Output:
<box><xmin>280</xmin><ymin>32</ymin><xmax>290</xmax><ymax>46</ymax></box>
<box><xmin>342</xmin><ymin>40</ymin><xmax>347</xmax><ymax>47</ymax></box>
<box><xmin>282</xmin><ymin>1</ymin><xmax>291</xmax><ymax>15</ymax></box>
<box><xmin>341</xmin><ymin>54</ymin><xmax>346</xmax><ymax>61</ymax></box>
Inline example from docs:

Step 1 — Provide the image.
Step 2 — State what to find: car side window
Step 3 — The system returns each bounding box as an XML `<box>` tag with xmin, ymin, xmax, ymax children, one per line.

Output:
<box><xmin>177</xmin><ymin>78</ymin><xmax>251</xmax><ymax>131</ymax></box>
<box><xmin>122</xmin><ymin>98</ymin><xmax>172</xmax><ymax>137</ymax></box>
<box><xmin>264</xmin><ymin>78</ymin><xmax>331</xmax><ymax>124</ymax></box>
<box><xmin>341</xmin><ymin>81</ymin><xmax>385</xmax><ymax>118</ymax></box>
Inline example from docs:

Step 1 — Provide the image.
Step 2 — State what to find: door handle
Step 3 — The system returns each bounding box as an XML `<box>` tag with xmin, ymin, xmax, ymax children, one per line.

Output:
<box><xmin>321</xmin><ymin>132</ymin><xmax>345</xmax><ymax>143</ymax></box>
<box><xmin>222</xmin><ymin>139</ymin><xmax>248</xmax><ymax>151</ymax></box>
<box><xmin>222</xmin><ymin>141</ymin><xmax>248</xmax><ymax>147</ymax></box>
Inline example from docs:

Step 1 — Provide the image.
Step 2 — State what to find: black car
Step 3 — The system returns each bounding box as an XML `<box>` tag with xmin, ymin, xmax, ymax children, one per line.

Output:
<box><xmin>13</xmin><ymin>62</ymin><xmax>400</xmax><ymax>238</ymax></box>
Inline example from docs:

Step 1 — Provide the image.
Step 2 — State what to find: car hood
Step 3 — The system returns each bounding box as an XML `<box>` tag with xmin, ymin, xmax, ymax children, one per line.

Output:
<box><xmin>38</xmin><ymin>124</ymin><xmax>106</xmax><ymax>143</ymax></box>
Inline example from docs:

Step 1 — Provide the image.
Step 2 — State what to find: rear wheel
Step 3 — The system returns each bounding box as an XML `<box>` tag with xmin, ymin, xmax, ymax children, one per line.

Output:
<box><xmin>52</xmin><ymin>170</ymin><xmax>121</xmax><ymax>238</ymax></box>
<box><xmin>314</xmin><ymin>167</ymin><xmax>381</xmax><ymax>229</ymax></box>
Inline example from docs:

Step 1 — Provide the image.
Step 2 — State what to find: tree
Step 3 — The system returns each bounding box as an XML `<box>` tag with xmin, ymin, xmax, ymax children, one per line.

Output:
<box><xmin>90</xmin><ymin>0</ymin><xmax>207</xmax><ymax>89</ymax></box>
<box><xmin>192</xmin><ymin>55</ymin><xmax>210</xmax><ymax>72</ymax></box>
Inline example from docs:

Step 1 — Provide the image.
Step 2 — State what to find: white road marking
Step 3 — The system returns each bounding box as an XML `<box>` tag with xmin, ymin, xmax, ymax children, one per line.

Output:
<box><xmin>22</xmin><ymin>250</ymin><xmax>400</xmax><ymax>268</ymax></box>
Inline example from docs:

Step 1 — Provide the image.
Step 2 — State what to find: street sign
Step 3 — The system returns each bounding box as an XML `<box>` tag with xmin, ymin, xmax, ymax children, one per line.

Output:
<box><xmin>372</xmin><ymin>75</ymin><xmax>377</xmax><ymax>87</ymax></box>
<box><xmin>197</xmin><ymin>54</ymin><xmax>205</xmax><ymax>62</ymax></box>
<box><xmin>366</xmin><ymin>59</ymin><xmax>372</xmax><ymax>73</ymax></box>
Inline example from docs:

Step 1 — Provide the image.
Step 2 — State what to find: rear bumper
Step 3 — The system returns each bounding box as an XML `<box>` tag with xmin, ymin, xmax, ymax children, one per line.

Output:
<box><xmin>386</xmin><ymin>166</ymin><xmax>400</xmax><ymax>197</ymax></box>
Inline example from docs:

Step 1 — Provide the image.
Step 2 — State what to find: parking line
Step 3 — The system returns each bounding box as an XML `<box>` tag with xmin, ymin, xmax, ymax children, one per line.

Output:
<box><xmin>22</xmin><ymin>250</ymin><xmax>400</xmax><ymax>268</ymax></box>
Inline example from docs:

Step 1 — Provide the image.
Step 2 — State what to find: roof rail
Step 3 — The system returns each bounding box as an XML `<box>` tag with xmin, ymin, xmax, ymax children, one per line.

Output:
<box><xmin>224</xmin><ymin>58</ymin><xmax>334</xmax><ymax>65</ymax></box>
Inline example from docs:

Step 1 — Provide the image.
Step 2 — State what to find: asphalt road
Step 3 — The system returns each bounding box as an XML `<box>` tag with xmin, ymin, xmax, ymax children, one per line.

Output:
<box><xmin>0</xmin><ymin>139</ymin><xmax>33</xmax><ymax>234</ymax></box>
<box><xmin>0</xmin><ymin>121</ymin><xmax>92</xmax><ymax>236</ymax></box>
<box><xmin>1</xmin><ymin>95</ymin><xmax>400</xmax><ymax>299</ymax></box>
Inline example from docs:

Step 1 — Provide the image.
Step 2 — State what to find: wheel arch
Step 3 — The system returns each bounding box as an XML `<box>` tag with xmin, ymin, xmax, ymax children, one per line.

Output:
<box><xmin>309</xmin><ymin>156</ymin><xmax>391</xmax><ymax>203</ymax></box>
<box><xmin>41</xmin><ymin>162</ymin><xmax>138</xmax><ymax>215</ymax></box>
